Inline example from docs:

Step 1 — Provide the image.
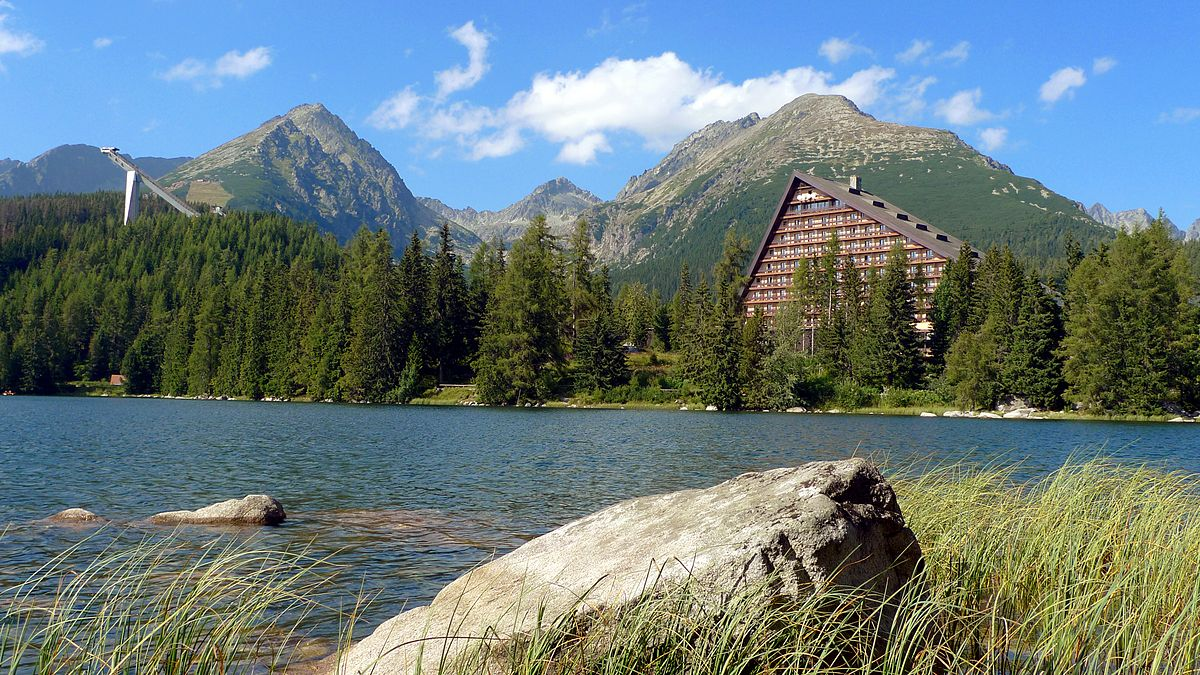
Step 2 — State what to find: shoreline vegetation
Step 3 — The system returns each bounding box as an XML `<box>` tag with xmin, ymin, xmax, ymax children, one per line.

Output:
<box><xmin>5</xmin><ymin>459</ymin><xmax>1200</xmax><ymax>673</ymax></box>
<box><xmin>3</xmin><ymin>194</ymin><xmax>1200</xmax><ymax>419</ymax></box>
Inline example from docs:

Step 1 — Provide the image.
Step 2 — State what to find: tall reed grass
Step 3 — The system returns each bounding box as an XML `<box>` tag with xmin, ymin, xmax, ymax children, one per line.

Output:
<box><xmin>0</xmin><ymin>533</ymin><xmax>354</xmax><ymax>674</ymax></box>
<box><xmin>448</xmin><ymin>460</ymin><xmax>1200</xmax><ymax>674</ymax></box>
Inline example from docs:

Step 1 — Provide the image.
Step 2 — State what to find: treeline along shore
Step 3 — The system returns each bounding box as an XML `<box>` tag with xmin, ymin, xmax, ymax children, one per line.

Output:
<box><xmin>1</xmin><ymin>192</ymin><xmax>1199</xmax><ymax>417</ymax></box>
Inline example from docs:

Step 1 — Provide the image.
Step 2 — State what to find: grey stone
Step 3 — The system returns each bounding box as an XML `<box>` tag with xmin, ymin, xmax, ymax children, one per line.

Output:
<box><xmin>47</xmin><ymin>507</ymin><xmax>103</xmax><ymax>523</ymax></box>
<box><xmin>149</xmin><ymin>495</ymin><xmax>285</xmax><ymax>526</ymax></box>
<box><xmin>332</xmin><ymin>459</ymin><xmax>921</xmax><ymax>674</ymax></box>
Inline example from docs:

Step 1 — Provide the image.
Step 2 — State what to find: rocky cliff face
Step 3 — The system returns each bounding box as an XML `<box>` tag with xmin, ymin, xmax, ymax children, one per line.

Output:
<box><xmin>0</xmin><ymin>145</ymin><xmax>189</xmax><ymax>196</ymax></box>
<box><xmin>586</xmin><ymin>93</ymin><xmax>1109</xmax><ymax>289</ymax></box>
<box><xmin>419</xmin><ymin>177</ymin><xmax>600</xmax><ymax>245</ymax></box>
<box><xmin>162</xmin><ymin>103</ymin><xmax>479</xmax><ymax>250</ymax></box>
<box><xmin>1188</xmin><ymin>218</ymin><xmax>1200</xmax><ymax>242</ymax></box>
<box><xmin>1087</xmin><ymin>203</ymin><xmax>1183</xmax><ymax>239</ymax></box>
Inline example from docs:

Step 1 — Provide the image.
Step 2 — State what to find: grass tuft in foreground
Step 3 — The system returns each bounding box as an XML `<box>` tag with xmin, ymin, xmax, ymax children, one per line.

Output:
<box><xmin>0</xmin><ymin>533</ymin><xmax>355</xmax><ymax>674</ymax></box>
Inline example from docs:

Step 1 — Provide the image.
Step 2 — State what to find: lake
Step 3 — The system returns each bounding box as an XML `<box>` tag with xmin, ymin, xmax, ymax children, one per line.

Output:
<box><xmin>1</xmin><ymin>396</ymin><xmax>1196</xmax><ymax>638</ymax></box>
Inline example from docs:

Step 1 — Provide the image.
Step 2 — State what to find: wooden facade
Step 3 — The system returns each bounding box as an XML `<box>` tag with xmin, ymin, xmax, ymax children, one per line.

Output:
<box><xmin>740</xmin><ymin>171</ymin><xmax>968</xmax><ymax>332</ymax></box>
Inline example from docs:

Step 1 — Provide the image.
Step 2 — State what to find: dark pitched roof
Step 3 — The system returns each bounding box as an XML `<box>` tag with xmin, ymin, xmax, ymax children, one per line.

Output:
<box><xmin>744</xmin><ymin>171</ymin><xmax>971</xmax><ymax>280</ymax></box>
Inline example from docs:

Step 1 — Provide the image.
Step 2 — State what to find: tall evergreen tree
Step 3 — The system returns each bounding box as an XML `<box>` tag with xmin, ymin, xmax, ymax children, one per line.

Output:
<box><xmin>930</xmin><ymin>242</ymin><xmax>975</xmax><ymax>364</ymax></box>
<box><xmin>430</xmin><ymin>222</ymin><xmax>472</xmax><ymax>383</ymax></box>
<box><xmin>855</xmin><ymin>244</ymin><xmax>921</xmax><ymax>389</ymax></box>
<box><xmin>473</xmin><ymin>215</ymin><xmax>568</xmax><ymax>405</ymax></box>
<box><xmin>1061</xmin><ymin>218</ymin><xmax>1190</xmax><ymax>413</ymax></box>
<box><xmin>1002</xmin><ymin>273</ymin><xmax>1065</xmax><ymax>408</ymax></box>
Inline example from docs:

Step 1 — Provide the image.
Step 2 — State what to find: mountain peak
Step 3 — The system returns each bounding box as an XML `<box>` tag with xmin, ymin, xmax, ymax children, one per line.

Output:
<box><xmin>1088</xmin><ymin>202</ymin><xmax>1181</xmax><ymax>238</ymax></box>
<box><xmin>161</xmin><ymin>104</ymin><xmax>479</xmax><ymax>250</ymax></box>
<box><xmin>531</xmin><ymin>177</ymin><xmax>599</xmax><ymax>201</ymax></box>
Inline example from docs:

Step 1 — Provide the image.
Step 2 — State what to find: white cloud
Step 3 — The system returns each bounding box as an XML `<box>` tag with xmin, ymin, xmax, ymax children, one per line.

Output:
<box><xmin>1158</xmin><ymin>107</ymin><xmax>1200</xmax><ymax>124</ymax></box>
<box><xmin>161</xmin><ymin>58</ymin><xmax>207</xmax><ymax>82</ymax></box>
<box><xmin>979</xmin><ymin>127</ymin><xmax>1007</xmax><ymax>152</ymax></box>
<box><xmin>160</xmin><ymin>46</ymin><xmax>272</xmax><ymax>89</ymax></box>
<box><xmin>1092</xmin><ymin>56</ymin><xmax>1117</xmax><ymax>75</ymax></box>
<box><xmin>0</xmin><ymin>12</ymin><xmax>43</xmax><ymax>57</ymax></box>
<box><xmin>891</xmin><ymin>75</ymin><xmax>937</xmax><ymax>119</ymax></box>
<box><xmin>501</xmin><ymin>53</ymin><xmax>894</xmax><ymax>155</ymax></box>
<box><xmin>1039</xmin><ymin>66</ymin><xmax>1086</xmax><ymax>104</ymax></box>
<box><xmin>818</xmin><ymin>37</ymin><xmax>867</xmax><ymax>64</ymax></box>
<box><xmin>896</xmin><ymin>39</ymin><xmax>931</xmax><ymax>64</ymax></box>
<box><xmin>936</xmin><ymin>41</ymin><xmax>970</xmax><ymax>65</ymax></box>
<box><xmin>93</xmin><ymin>36</ymin><xmax>113</xmax><ymax>49</ymax></box>
<box><xmin>214</xmin><ymin>46</ymin><xmax>272</xmax><ymax>78</ymax></box>
<box><xmin>367</xmin><ymin>87</ymin><xmax>421</xmax><ymax>130</ymax></box>
<box><xmin>370</xmin><ymin>50</ymin><xmax>896</xmax><ymax>163</ymax></box>
<box><xmin>933</xmin><ymin>88</ymin><xmax>994</xmax><ymax>126</ymax></box>
<box><xmin>556</xmin><ymin>132</ymin><xmax>612</xmax><ymax>164</ymax></box>
<box><xmin>469</xmin><ymin>126</ymin><xmax>524</xmax><ymax>160</ymax></box>
<box><xmin>434</xmin><ymin>21</ymin><xmax>490</xmax><ymax>99</ymax></box>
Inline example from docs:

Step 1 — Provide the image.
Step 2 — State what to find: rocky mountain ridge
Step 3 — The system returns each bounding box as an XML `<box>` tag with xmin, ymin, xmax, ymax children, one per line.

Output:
<box><xmin>419</xmin><ymin>177</ymin><xmax>601</xmax><ymax>244</ymax></box>
<box><xmin>1087</xmin><ymin>203</ymin><xmax>1184</xmax><ymax>239</ymax></box>
<box><xmin>0</xmin><ymin>144</ymin><xmax>190</xmax><ymax>196</ymax></box>
<box><xmin>161</xmin><ymin>103</ymin><xmax>479</xmax><ymax>250</ymax></box>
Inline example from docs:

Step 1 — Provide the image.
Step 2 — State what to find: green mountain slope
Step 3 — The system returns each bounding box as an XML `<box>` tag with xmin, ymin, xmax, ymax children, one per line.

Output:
<box><xmin>161</xmin><ymin>103</ymin><xmax>479</xmax><ymax>251</ymax></box>
<box><xmin>592</xmin><ymin>94</ymin><xmax>1111</xmax><ymax>290</ymax></box>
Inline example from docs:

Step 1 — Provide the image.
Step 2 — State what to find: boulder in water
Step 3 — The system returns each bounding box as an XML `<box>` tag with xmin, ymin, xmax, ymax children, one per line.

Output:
<box><xmin>47</xmin><ymin>507</ymin><xmax>104</xmax><ymax>523</ymax></box>
<box><xmin>149</xmin><ymin>495</ymin><xmax>285</xmax><ymax>526</ymax></box>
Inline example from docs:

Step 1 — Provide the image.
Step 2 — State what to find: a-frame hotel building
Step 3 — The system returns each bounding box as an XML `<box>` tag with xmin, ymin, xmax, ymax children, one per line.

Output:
<box><xmin>740</xmin><ymin>171</ymin><xmax>971</xmax><ymax>330</ymax></box>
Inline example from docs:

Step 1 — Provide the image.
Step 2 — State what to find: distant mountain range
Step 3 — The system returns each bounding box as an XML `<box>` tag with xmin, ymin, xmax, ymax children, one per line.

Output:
<box><xmin>0</xmin><ymin>144</ymin><xmax>189</xmax><ymax>196</ymax></box>
<box><xmin>419</xmin><ymin>177</ymin><xmax>601</xmax><ymax>244</ymax></box>
<box><xmin>1087</xmin><ymin>203</ymin><xmax>1187</xmax><ymax>239</ymax></box>
<box><xmin>6</xmin><ymin>96</ymin><xmax>1193</xmax><ymax>287</ymax></box>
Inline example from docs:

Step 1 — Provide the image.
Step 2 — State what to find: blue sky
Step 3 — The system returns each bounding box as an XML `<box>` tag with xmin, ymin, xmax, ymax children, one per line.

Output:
<box><xmin>1</xmin><ymin>1</ymin><xmax>1198</xmax><ymax>225</ymax></box>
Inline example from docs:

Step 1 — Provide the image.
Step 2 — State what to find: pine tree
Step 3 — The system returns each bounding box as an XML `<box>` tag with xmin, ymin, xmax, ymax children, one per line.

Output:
<box><xmin>565</xmin><ymin>217</ymin><xmax>598</xmax><ymax>348</ymax></box>
<box><xmin>430</xmin><ymin>222</ymin><xmax>472</xmax><ymax>383</ymax></box>
<box><xmin>1002</xmin><ymin>273</ymin><xmax>1064</xmax><ymax>408</ymax></box>
<box><xmin>856</xmin><ymin>244</ymin><xmax>920</xmax><ymax>389</ymax></box>
<box><xmin>1061</xmin><ymin>218</ymin><xmax>1190</xmax><ymax>413</ymax></box>
<box><xmin>669</xmin><ymin>262</ymin><xmax>693</xmax><ymax>350</ymax></box>
<box><xmin>473</xmin><ymin>215</ymin><xmax>567</xmax><ymax>405</ymax></box>
<box><xmin>695</xmin><ymin>280</ymin><xmax>743</xmax><ymax>410</ymax></box>
<box><xmin>573</xmin><ymin>268</ymin><xmax>629</xmax><ymax>392</ymax></box>
<box><xmin>340</xmin><ymin>229</ymin><xmax>400</xmax><ymax>401</ymax></box>
<box><xmin>930</xmin><ymin>242</ymin><xmax>975</xmax><ymax>364</ymax></box>
<box><xmin>739</xmin><ymin>310</ymin><xmax>774</xmax><ymax>408</ymax></box>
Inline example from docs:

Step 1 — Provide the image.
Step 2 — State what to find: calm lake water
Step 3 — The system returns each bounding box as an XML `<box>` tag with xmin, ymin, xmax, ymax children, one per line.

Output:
<box><xmin>1</xmin><ymin>396</ymin><xmax>1197</xmax><ymax>638</ymax></box>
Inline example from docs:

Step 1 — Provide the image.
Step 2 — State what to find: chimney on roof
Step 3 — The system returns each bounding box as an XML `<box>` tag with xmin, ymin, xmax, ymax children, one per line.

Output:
<box><xmin>848</xmin><ymin>175</ymin><xmax>862</xmax><ymax>191</ymax></box>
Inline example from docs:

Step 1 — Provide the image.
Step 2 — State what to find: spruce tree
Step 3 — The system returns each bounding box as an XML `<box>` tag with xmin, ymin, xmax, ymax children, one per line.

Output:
<box><xmin>340</xmin><ymin>230</ymin><xmax>401</xmax><ymax>401</ymax></box>
<box><xmin>1061</xmin><ymin>218</ymin><xmax>1190</xmax><ymax>413</ymax></box>
<box><xmin>473</xmin><ymin>215</ymin><xmax>568</xmax><ymax>404</ymax></box>
<box><xmin>1002</xmin><ymin>273</ymin><xmax>1064</xmax><ymax>409</ymax></box>
<box><xmin>856</xmin><ymin>244</ymin><xmax>920</xmax><ymax>389</ymax></box>
<box><xmin>430</xmin><ymin>222</ymin><xmax>472</xmax><ymax>383</ymax></box>
<box><xmin>930</xmin><ymin>242</ymin><xmax>975</xmax><ymax>365</ymax></box>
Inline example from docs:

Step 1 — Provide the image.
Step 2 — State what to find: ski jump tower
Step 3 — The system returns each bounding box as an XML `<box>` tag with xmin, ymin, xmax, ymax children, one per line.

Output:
<box><xmin>99</xmin><ymin>147</ymin><xmax>199</xmax><ymax>225</ymax></box>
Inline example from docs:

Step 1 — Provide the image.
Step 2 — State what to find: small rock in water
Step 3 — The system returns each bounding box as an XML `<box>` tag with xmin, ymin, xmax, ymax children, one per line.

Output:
<box><xmin>919</xmin><ymin>412</ymin><xmax>937</xmax><ymax>417</ymax></box>
<box><xmin>704</xmin><ymin>404</ymin><xmax>718</xmax><ymax>411</ymax></box>
<box><xmin>679</xmin><ymin>405</ymin><xmax>689</xmax><ymax>411</ymax></box>
<box><xmin>149</xmin><ymin>495</ymin><xmax>286</xmax><ymax>526</ymax></box>
<box><xmin>786</xmin><ymin>406</ymin><xmax>806</xmax><ymax>413</ymax></box>
<box><xmin>47</xmin><ymin>507</ymin><xmax>103</xmax><ymax>523</ymax></box>
<box><xmin>978</xmin><ymin>412</ymin><xmax>1002</xmax><ymax>419</ymax></box>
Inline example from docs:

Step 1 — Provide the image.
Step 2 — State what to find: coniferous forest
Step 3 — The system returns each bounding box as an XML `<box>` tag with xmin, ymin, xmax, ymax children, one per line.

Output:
<box><xmin>1</xmin><ymin>193</ymin><xmax>1199</xmax><ymax>417</ymax></box>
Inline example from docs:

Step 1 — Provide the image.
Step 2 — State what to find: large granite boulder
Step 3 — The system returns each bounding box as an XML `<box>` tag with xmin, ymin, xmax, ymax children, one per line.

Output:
<box><xmin>333</xmin><ymin>458</ymin><xmax>921</xmax><ymax>674</ymax></box>
<box><xmin>149</xmin><ymin>495</ymin><xmax>286</xmax><ymax>526</ymax></box>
